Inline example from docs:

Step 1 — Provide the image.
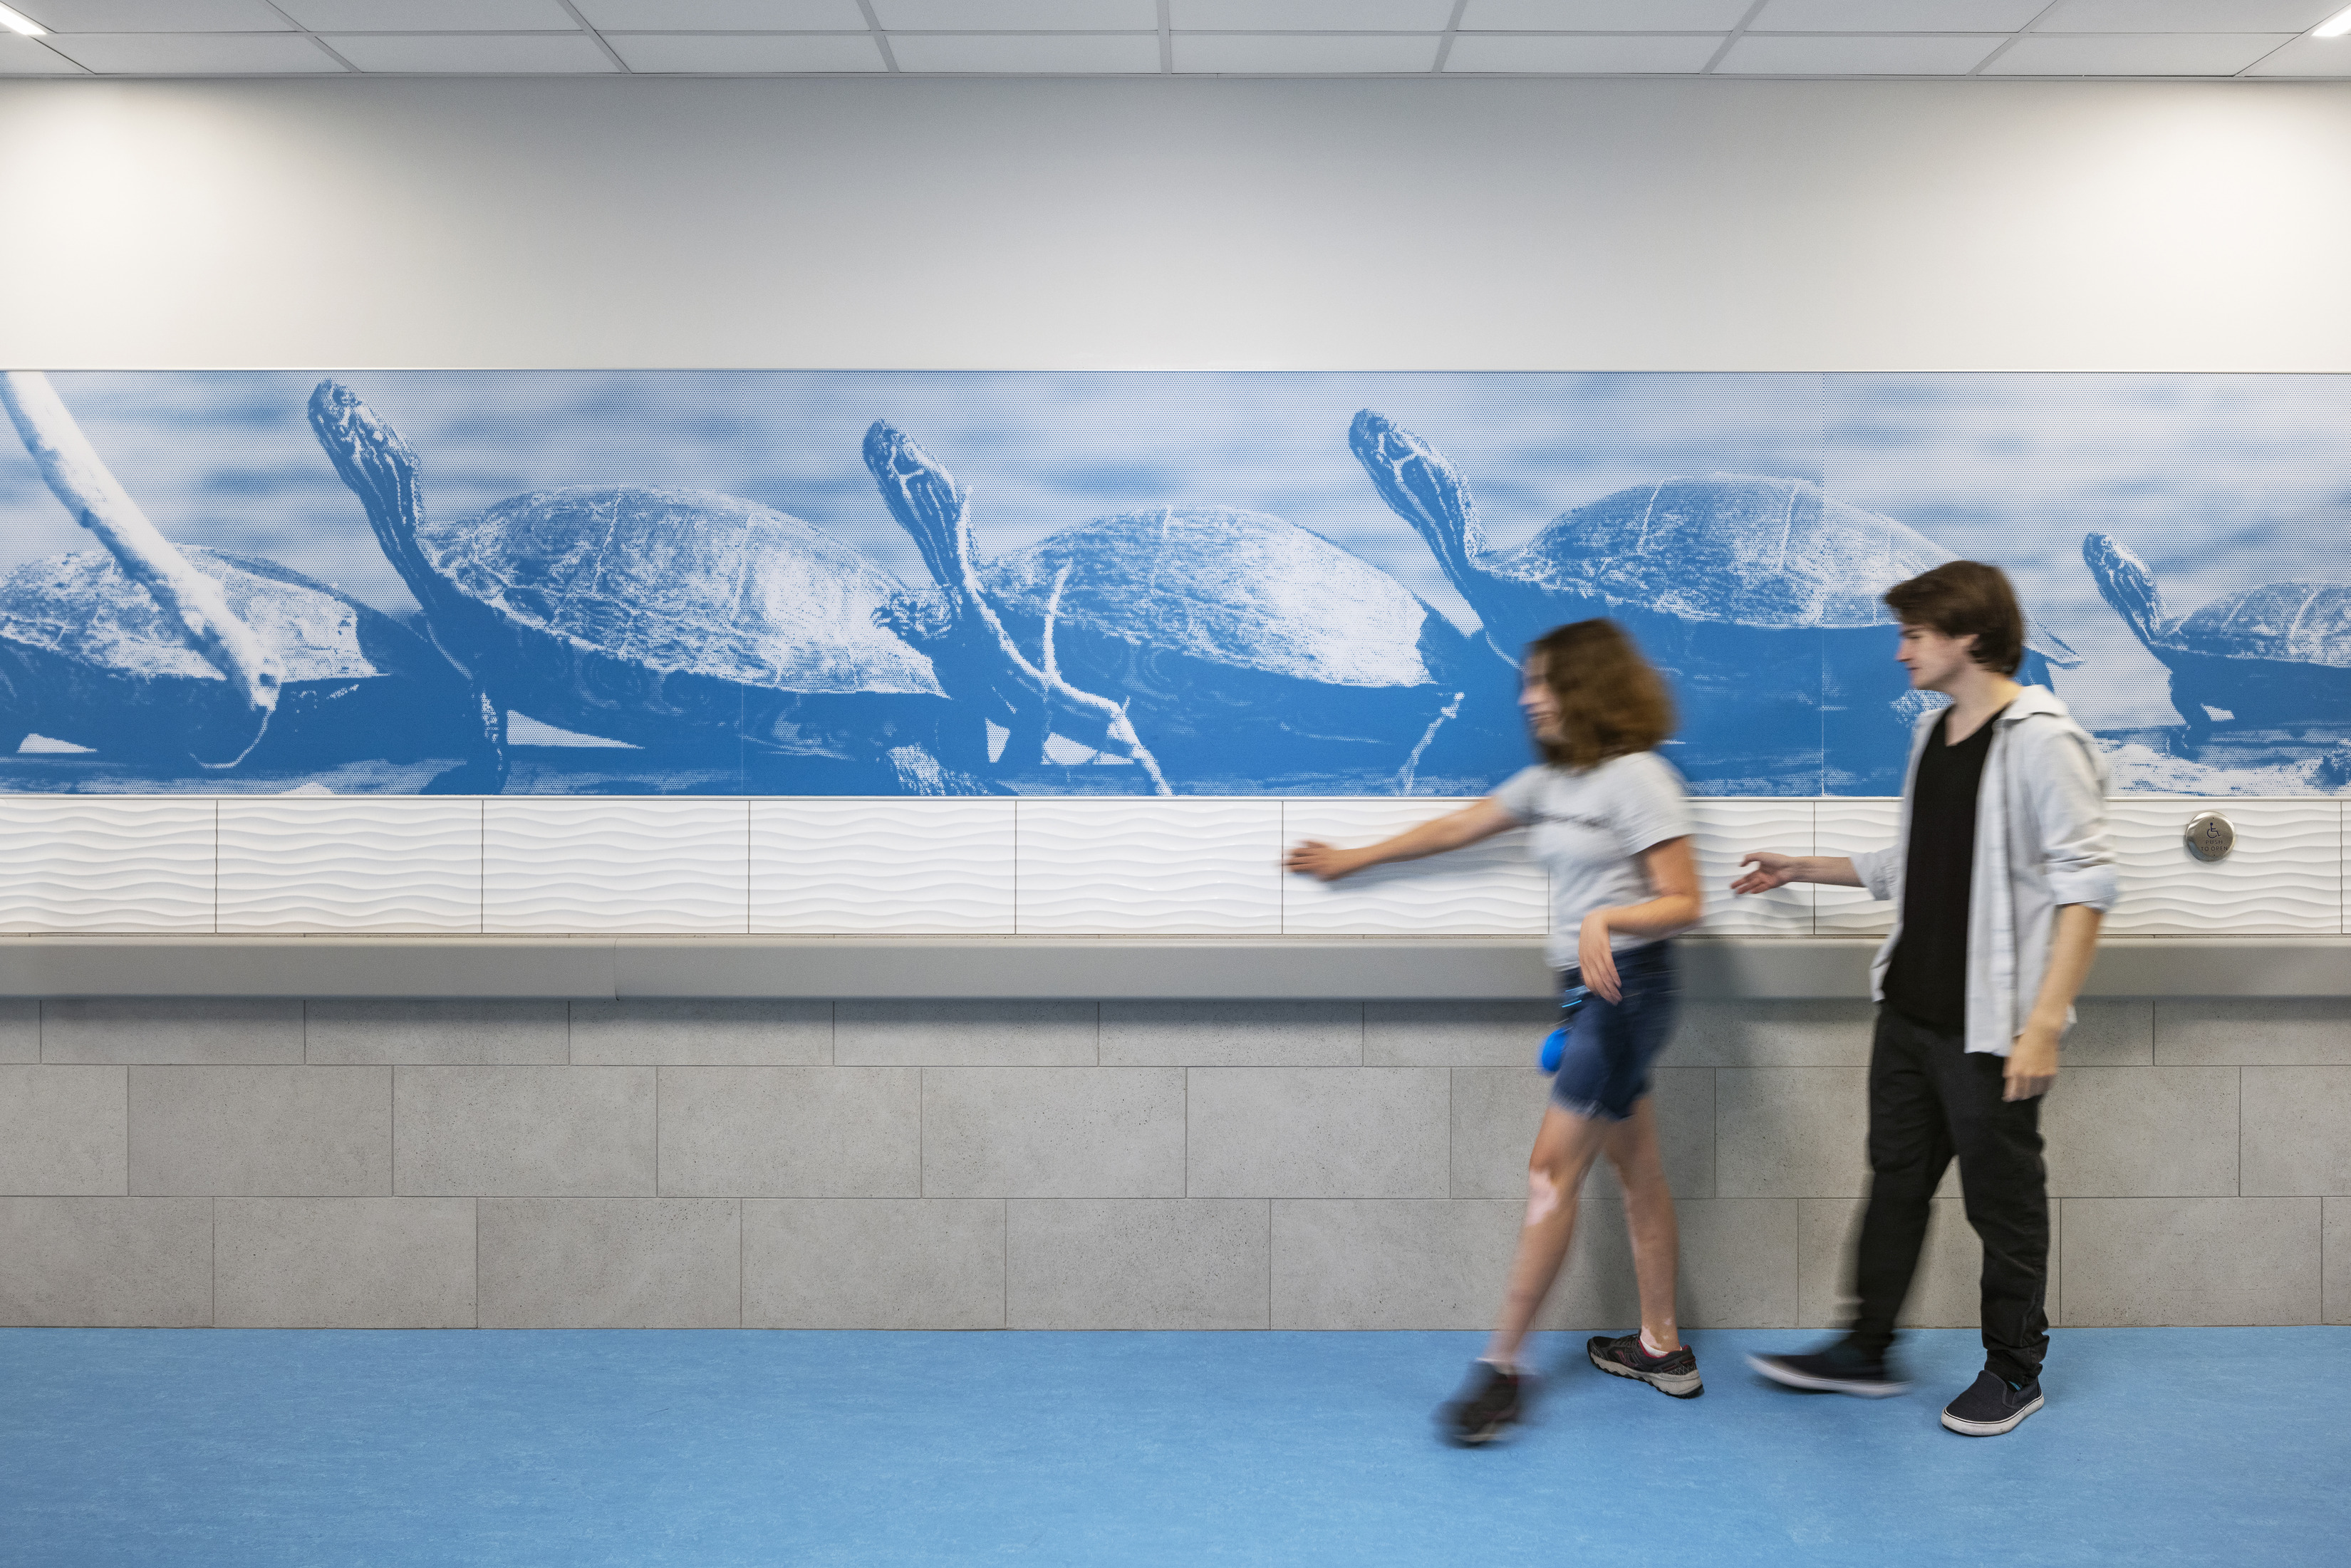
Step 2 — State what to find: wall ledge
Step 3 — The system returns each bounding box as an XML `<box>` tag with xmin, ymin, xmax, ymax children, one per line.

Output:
<box><xmin>0</xmin><ymin>935</ymin><xmax>2343</xmax><ymax>1000</ymax></box>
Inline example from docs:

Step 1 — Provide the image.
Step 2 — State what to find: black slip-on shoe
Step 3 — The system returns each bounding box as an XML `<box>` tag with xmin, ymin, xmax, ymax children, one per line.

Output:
<box><xmin>1747</xmin><ymin>1341</ymin><xmax>1911</xmax><ymax>1398</ymax></box>
<box><xmin>1437</xmin><ymin>1361</ymin><xmax>1522</xmax><ymax>1446</ymax></box>
<box><xmin>1587</xmin><ymin>1332</ymin><xmax>1703</xmax><ymax>1398</ymax></box>
<box><xmin>1941</xmin><ymin>1370</ymin><xmax>2043</xmax><ymax>1436</ymax></box>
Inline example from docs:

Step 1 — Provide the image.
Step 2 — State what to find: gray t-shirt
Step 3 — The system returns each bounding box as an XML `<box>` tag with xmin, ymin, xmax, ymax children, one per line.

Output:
<box><xmin>1493</xmin><ymin>750</ymin><xmax>1693</xmax><ymax>970</ymax></box>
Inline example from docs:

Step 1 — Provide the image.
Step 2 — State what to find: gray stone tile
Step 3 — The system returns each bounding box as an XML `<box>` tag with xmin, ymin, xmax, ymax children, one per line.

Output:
<box><xmin>836</xmin><ymin>1000</ymin><xmax>1094</xmax><ymax>1066</ymax></box>
<box><xmin>743</xmin><ymin>1199</ymin><xmax>1004</xmax><ymax>1329</ymax></box>
<box><xmin>1677</xmin><ymin>1198</ymin><xmax>1802</xmax><ymax>1329</ymax></box>
<box><xmin>1670</xmin><ymin>1000</ymin><xmax>1877</xmax><ymax>1067</ymax></box>
<box><xmin>2156</xmin><ymin>999</ymin><xmax>2351</xmax><ymax>1065</ymax></box>
<box><xmin>0</xmin><ymin>1197</ymin><xmax>212</xmax><ymax>1326</ymax></box>
<box><xmin>2059</xmin><ymin>1198</ymin><xmax>2319</xmax><ymax>1326</ymax></box>
<box><xmin>478</xmin><ymin>1198</ymin><xmax>739</xmax><ymax>1328</ymax></box>
<box><xmin>2327</xmin><ymin>1200</ymin><xmax>2350</xmax><ymax>1326</ymax></box>
<box><xmin>304</xmin><ymin>1000</ymin><xmax>568</xmax><ymax>1065</ymax></box>
<box><xmin>2062</xmin><ymin>1000</ymin><xmax>2152</xmax><ymax>1066</ymax></box>
<box><xmin>394</xmin><ymin>1066</ymin><xmax>653</xmax><ymax>1197</ymax></box>
<box><xmin>1448</xmin><ymin>1066</ymin><xmax>1713</xmax><ymax>1203</ymax></box>
<box><xmin>130</xmin><ymin>1066</ymin><xmax>389</xmax><ymax>1197</ymax></box>
<box><xmin>657</xmin><ymin>1067</ymin><xmax>919</xmax><ymax>1198</ymax></box>
<box><xmin>0</xmin><ymin>1066</ymin><xmax>125</xmax><ymax>1195</ymax></box>
<box><xmin>1187</xmin><ymin>1067</ymin><xmax>1448</xmax><ymax>1199</ymax></box>
<box><xmin>214</xmin><ymin>1198</ymin><xmax>475</xmax><ymax>1328</ymax></box>
<box><xmin>1364</xmin><ymin>1000</ymin><xmax>1556</xmax><ymax>1067</ymax></box>
<box><xmin>1100</xmin><ymin>1001</ymin><xmax>1361</xmax><ymax>1066</ymax></box>
<box><xmin>571</xmin><ymin>1000</ymin><xmax>831</xmax><ymax>1066</ymax></box>
<box><xmin>923</xmin><ymin>1068</ymin><xmax>1184</xmax><ymax>1198</ymax></box>
<box><xmin>0</xmin><ymin>1000</ymin><xmax>36</xmax><ymax>1062</ymax></box>
<box><xmin>1716</xmin><ymin>1068</ymin><xmax>1869</xmax><ymax>1198</ymax></box>
<box><xmin>1272</xmin><ymin>1199</ymin><xmax>1520</xmax><ymax>1329</ymax></box>
<box><xmin>2043</xmin><ymin>1066</ymin><xmax>2238</xmax><ymax>1197</ymax></box>
<box><xmin>1797</xmin><ymin>1197</ymin><xmax>2060</xmax><ymax>1330</ymax></box>
<box><xmin>1007</xmin><ymin>1198</ymin><xmax>1269</xmax><ymax>1329</ymax></box>
<box><xmin>42</xmin><ymin>1000</ymin><xmax>302</xmax><ymax>1064</ymax></box>
<box><xmin>2241</xmin><ymin>1068</ymin><xmax>2351</xmax><ymax>1195</ymax></box>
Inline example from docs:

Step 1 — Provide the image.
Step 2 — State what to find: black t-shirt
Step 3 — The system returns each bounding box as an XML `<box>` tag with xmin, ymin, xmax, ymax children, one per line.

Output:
<box><xmin>1882</xmin><ymin>705</ymin><xmax>2007</xmax><ymax>1033</ymax></box>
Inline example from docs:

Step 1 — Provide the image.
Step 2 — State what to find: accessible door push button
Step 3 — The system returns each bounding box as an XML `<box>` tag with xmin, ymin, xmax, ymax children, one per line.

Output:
<box><xmin>2184</xmin><ymin>811</ymin><xmax>2235</xmax><ymax>863</ymax></box>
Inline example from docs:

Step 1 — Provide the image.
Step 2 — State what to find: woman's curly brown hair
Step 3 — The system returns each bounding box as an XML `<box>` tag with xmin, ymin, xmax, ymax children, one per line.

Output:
<box><xmin>1528</xmin><ymin>618</ymin><xmax>1677</xmax><ymax>770</ymax></box>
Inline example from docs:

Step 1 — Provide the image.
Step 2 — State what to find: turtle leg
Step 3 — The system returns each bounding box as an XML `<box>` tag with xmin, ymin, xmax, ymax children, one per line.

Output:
<box><xmin>997</xmin><ymin>708</ymin><xmax>1051</xmax><ymax>772</ymax></box>
<box><xmin>422</xmin><ymin>688</ymin><xmax>510</xmax><ymax>794</ymax></box>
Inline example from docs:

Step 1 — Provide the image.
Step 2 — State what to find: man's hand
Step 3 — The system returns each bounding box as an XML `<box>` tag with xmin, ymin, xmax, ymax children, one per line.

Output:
<box><xmin>1577</xmin><ymin>912</ymin><xmax>1621</xmax><ymax>1002</ymax></box>
<box><xmin>1285</xmin><ymin>840</ymin><xmax>1366</xmax><ymax>882</ymax></box>
<box><xmin>1730</xmin><ymin>851</ymin><xmax>1797</xmax><ymax>895</ymax></box>
<box><xmin>2005</xmin><ymin>1018</ymin><xmax>2061</xmax><ymax>1101</ymax></box>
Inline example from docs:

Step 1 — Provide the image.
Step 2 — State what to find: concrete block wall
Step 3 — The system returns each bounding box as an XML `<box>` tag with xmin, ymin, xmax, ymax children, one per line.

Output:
<box><xmin>1</xmin><ymin>995</ymin><xmax>2345</xmax><ymax>1330</ymax></box>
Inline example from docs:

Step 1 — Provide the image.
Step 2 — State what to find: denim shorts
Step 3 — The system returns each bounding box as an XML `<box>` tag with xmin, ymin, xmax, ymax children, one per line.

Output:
<box><xmin>1550</xmin><ymin>941</ymin><xmax>1681</xmax><ymax>1123</ymax></box>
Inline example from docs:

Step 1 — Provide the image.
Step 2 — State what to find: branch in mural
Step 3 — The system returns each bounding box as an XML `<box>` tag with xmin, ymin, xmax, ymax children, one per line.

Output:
<box><xmin>1</xmin><ymin>370</ymin><xmax>281</xmax><ymax>767</ymax></box>
<box><xmin>1396</xmin><ymin>691</ymin><xmax>1464</xmax><ymax>797</ymax></box>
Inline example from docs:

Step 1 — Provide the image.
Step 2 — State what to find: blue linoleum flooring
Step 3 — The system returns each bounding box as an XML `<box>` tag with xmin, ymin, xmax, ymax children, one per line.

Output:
<box><xmin>2</xmin><ymin>1327</ymin><xmax>2340</xmax><ymax>1567</ymax></box>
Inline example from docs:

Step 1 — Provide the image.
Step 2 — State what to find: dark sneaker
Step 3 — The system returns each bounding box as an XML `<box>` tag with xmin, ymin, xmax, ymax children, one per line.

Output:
<box><xmin>1437</xmin><ymin>1361</ymin><xmax>1522</xmax><ymax>1446</ymax></box>
<box><xmin>1941</xmin><ymin>1370</ymin><xmax>2043</xmax><ymax>1436</ymax></box>
<box><xmin>1587</xmin><ymin>1332</ymin><xmax>1703</xmax><ymax>1398</ymax></box>
<box><xmin>1747</xmin><ymin>1339</ymin><xmax>1910</xmax><ymax>1398</ymax></box>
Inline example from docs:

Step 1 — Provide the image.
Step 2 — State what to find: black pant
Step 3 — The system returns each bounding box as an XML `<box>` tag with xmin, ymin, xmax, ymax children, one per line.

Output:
<box><xmin>1849</xmin><ymin>1006</ymin><xmax>2050</xmax><ymax>1383</ymax></box>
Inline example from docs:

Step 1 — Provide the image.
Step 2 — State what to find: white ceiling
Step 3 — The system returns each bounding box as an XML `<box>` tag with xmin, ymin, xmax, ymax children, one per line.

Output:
<box><xmin>1</xmin><ymin>1</ymin><xmax>2347</xmax><ymax>80</ymax></box>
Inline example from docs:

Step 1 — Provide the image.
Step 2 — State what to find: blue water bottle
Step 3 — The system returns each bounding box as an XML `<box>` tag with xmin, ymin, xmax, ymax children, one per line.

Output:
<box><xmin>1539</xmin><ymin>980</ymin><xmax>1592</xmax><ymax>1074</ymax></box>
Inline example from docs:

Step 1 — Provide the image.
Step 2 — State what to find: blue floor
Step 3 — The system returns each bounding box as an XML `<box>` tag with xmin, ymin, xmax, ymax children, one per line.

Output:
<box><xmin>2</xmin><ymin>1327</ymin><xmax>2342</xmax><ymax>1567</ymax></box>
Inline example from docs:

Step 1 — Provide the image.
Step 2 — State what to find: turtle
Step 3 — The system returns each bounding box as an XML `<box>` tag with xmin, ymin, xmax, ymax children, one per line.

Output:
<box><xmin>1349</xmin><ymin>410</ymin><xmax>2080</xmax><ymax>794</ymax></box>
<box><xmin>308</xmin><ymin>381</ymin><xmax>985</xmax><ymax>794</ymax></box>
<box><xmin>0</xmin><ymin>546</ymin><xmax>475</xmax><ymax>772</ymax></box>
<box><xmin>861</xmin><ymin>420</ymin><xmax>1522</xmax><ymax>791</ymax></box>
<box><xmin>2083</xmin><ymin>532</ymin><xmax>2351</xmax><ymax>739</ymax></box>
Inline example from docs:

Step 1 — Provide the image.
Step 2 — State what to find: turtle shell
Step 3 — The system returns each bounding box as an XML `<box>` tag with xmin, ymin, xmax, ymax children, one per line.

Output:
<box><xmin>2171</xmin><ymin>583</ymin><xmax>2351</xmax><ymax>667</ymax></box>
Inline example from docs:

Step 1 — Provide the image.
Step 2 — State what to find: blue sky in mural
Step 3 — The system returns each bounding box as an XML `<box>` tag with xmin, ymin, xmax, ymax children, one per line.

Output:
<box><xmin>1</xmin><ymin>371</ymin><xmax>2344</xmax><ymax>796</ymax></box>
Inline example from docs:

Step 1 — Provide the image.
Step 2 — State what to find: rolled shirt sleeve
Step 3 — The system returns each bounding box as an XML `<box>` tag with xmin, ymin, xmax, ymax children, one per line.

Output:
<box><xmin>1849</xmin><ymin>843</ymin><xmax>1901</xmax><ymax>903</ymax></box>
<box><xmin>2027</xmin><ymin>726</ymin><xmax>2119</xmax><ymax>913</ymax></box>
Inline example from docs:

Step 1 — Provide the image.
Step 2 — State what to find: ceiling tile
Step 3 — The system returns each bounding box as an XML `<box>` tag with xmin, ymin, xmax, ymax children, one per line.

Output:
<box><xmin>607</xmin><ymin>31</ymin><xmax>886</xmax><ymax>70</ymax></box>
<box><xmin>1459</xmin><ymin>0</ymin><xmax>1753</xmax><ymax>30</ymax></box>
<box><xmin>886</xmin><ymin>32</ymin><xmax>1163</xmax><ymax>71</ymax></box>
<box><xmin>1172</xmin><ymin>0</ymin><xmax>1455</xmax><ymax>28</ymax></box>
<box><xmin>14</xmin><ymin>1</ymin><xmax>291</xmax><ymax>29</ymax></box>
<box><xmin>1446</xmin><ymin>32</ymin><xmax>1725</xmax><ymax>69</ymax></box>
<box><xmin>0</xmin><ymin>33</ymin><xmax>81</xmax><ymax>71</ymax></box>
<box><xmin>1174</xmin><ymin>33</ymin><xmax>1441</xmax><ymax>72</ymax></box>
<box><xmin>45</xmin><ymin>31</ymin><xmax>344</xmax><ymax>71</ymax></box>
<box><xmin>2034</xmin><ymin>0</ymin><xmax>2341</xmax><ymax>31</ymax></box>
<box><xmin>1750</xmin><ymin>0</ymin><xmax>2047</xmax><ymax>30</ymax></box>
<box><xmin>1983</xmin><ymin>32</ymin><xmax>2295</xmax><ymax>72</ymax></box>
<box><xmin>326</xmin><ymin>33</ymin><xmax>620</xmax><ymax>72</ymax></box>
<box><xmin>577</xmin><ymin>0</ymin><xmax>869</xmax><ymax>27</ymax></box>
<box><xmin>1718</xmin><ymin>33</ymin><xmax>2005</xmax><ymax>73</ymax></box>
<box><xmin>873</xmin><ymin>0</ymin><xmax>1156</xmax><ymax>31</ymax></box>
<box><xmin>2242</xmin><ymin>35</ymin><xmax>2351</xmax><ymax>73</ymax></box>
<box><xmin>278</xmin><ymin>0</ymin><xmax>578</xmax><ymax>31</ymax></box>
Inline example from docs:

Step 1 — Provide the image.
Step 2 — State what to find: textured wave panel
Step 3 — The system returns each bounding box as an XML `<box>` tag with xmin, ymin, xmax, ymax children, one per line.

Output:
<box><xmin>1686</xmin><ymin>799</ymin><xmax>1812</xmax><ymax>937</ymax></box>
<box><xmin>0</xmin><ymin>796</ymin><xmax>216</xmax><ymax>933</ymax></box>
<box><xmin>752</xmin><ymin>798</ymin><xmax>1015</xmax><ymax>934</ymax></box>
<box><xmin>2103</xmin><ymin>799</ymin><xmax>2341</xmax><ymax>937</ymax></box>
<box><xmin>218</xmin><ymin>797</ymin><xmax>482</xmax><ymax>934</ymax></box>
<box><xmin>483</xmin><ymin>798</ymin><xmax>749</xmax><ymax>934</ymax></box>
<box><xmin>1280</xmin><ymin>798</ymin><xmax>1545</xmax><ymax>935</ymax></box>
<box><xmin>1014</xmin><ymin>798</ymin><xmax>1281</xmax><ymax>935</ymax></box>
<box><xmin>1814</xmin><ymin>798</ymin><xmax>1902</xmax><ymax>938</ymax></box>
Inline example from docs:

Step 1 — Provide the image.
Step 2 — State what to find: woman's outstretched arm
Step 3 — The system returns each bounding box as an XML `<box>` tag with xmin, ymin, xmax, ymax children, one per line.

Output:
<box><xmin>1285</xmin><ymin>797</ymin><xmax>1520</xmax><ymax>882</ymax></box>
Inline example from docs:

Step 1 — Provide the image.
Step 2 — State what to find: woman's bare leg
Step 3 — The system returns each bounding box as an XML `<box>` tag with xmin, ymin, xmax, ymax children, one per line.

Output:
<box><xmin>1484</xmin><ymin>1105</ymin><xmax>1609</xmax><ymax>1368</ymax></box>
<box><xmin>1603</xmin><ymin>1097</ymin><xmax>1683</xmax><ymax>1353</ymax></box>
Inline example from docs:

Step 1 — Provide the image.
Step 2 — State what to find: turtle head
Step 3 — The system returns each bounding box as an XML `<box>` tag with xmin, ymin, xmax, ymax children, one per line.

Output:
<box><xmin>863</xmin><ymin>421</ymin><xmax>980</xmax><ymax>596</ymax></box>
<box><xmin>307</xmin><ymin>380</ymin><xmax>440</xmax><ymax>611</ymax></box>
<box><xmin>1348</xmin><ymin>410</ymin><xmax>1491</xmax><ymax>604</ymax></box>
<box><xmin>873</xmin><ymin>586</ymin><xmax>957</xmax><ymax>652</ymax></box>
<box><xmin>2081</xmin><ymin>532</ymin><xmax>2169</xmax><ymax>650</ymax></box>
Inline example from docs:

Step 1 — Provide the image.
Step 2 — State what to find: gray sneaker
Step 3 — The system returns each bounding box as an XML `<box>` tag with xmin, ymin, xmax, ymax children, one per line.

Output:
<box><xmin>1940</xmin><ymin>1370</ymin><xmax>2043</xmax><ymax>1436</ymax></box>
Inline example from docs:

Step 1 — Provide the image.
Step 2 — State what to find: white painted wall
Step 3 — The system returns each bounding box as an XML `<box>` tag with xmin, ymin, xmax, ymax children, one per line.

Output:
<box><xmin>1</xmin><ymin>76</ymin><xmax>2347</xmax><ymax>371</ymax></box>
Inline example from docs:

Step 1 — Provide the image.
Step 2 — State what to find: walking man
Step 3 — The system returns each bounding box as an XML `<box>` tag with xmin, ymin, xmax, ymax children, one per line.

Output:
<box><xmin>1731</xmin><ymin>561</ymin><xmax>2114</xmax><ymax>1436</ymax></box>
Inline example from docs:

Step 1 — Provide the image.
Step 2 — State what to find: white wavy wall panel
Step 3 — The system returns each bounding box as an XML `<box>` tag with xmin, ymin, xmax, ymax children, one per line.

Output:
<box><xmin>1015</xmin><ymin>799</ymin><xmax>1282</xmax><ymax>935</ymax></box>
<box><xmin>752</xmin><ymin>799</ymin><xmax>1015</xmax><ymax>935</ymax></box>
<box><xmin>482</xmin><ymin>798</ymin><xmax>749</xmax><ymax>935</ymax></box>
<box><xmin>1279</xmin><ymin>799</ymin><xmax>1545</xmax><ymax>935</ymax></box>
<box><xmin>1814</xmin><ymin>798</ymin><xmax>1903</xmax><ymax>938</ymax></box>
<box><xmin>1686</xmin><ymin>799</ymin><xmax>1812</xmax><ymax>937</ymax></box>
<box><xmin>0</xmin><ymin>797</ymin><xmax>216</xmax><ymax>933</ymax></box>
<box><xmin>2103</xmin><ymin>799</ymin><xmax>2341</xmax><ymax>937</ymax></box>
<box><xmin>217</xmin><ymin>798</ymin><xmax>482</xmax><ymax>934</ymax></box>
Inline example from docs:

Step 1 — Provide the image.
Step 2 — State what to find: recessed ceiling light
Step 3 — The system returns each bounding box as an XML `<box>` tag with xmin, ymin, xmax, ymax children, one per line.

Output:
<box><xmin>2315</xmin><ymin>4</ymin><xmax>2351</xmax><ymax>41</ymax></box>
<box><xmin>0</xmin><ymin>4</ymin><xmax>46</xmax><ymax>37</ymax></box>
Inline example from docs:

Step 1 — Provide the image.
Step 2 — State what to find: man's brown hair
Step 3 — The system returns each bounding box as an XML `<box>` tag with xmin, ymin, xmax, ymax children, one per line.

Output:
<box><xmin>1882</xmin><ymin>561</ymin><xmax>2025</xmax><ymax>677</ymax></box>
<box><xmin>1528</xmin><ymin>618</ymin><xmax>1676</xmax><ymax>770</ymax></box>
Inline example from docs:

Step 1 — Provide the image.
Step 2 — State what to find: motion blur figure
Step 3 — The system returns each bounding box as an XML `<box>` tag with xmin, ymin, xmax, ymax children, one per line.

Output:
<box><xmin>1288</xmin><ymin>619</ymin><xmax>1705</xmax><ymax>1445</ymax></box>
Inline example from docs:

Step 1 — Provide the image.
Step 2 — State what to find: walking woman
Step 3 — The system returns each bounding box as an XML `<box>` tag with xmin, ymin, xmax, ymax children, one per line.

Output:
<box><xmin>1286</xmin><ymin>619</ymin><xmax>1704</xmax><ymax>1445</ymax></box>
